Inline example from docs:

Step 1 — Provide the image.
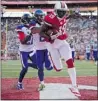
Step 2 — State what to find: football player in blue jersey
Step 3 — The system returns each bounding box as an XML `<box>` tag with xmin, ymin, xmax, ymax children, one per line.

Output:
<box><xmin>30</xmin><ymin>9</ymin><xmax>53</xmax><ymax>91</ymax></box>
<box><xmin>16</xmin><ymin>14</ymin><xmax>38</xmax><ymax>90</ymax></box>
<box><xmin>16</xmin><ymin>12</ymin><xmax>53</xmax><ymax>91</ymax></box>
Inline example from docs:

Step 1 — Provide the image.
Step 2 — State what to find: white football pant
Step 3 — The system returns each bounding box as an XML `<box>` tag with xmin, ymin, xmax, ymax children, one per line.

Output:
<box><xmin>46</xmin><ymin>39</ymin><xmax>72</xmax><ymax>71</ymax></box>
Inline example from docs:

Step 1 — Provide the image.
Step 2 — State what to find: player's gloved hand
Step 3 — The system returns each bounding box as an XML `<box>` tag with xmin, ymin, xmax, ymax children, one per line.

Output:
<box><xmin>50</xmin><ymin>32</ymin><xmax>61</xmax><ymax>40</ymax></box>
<box><xmin>50</xmin><ymin>34</ymin><xmax>58</xmax><ymax>40</ymax></box>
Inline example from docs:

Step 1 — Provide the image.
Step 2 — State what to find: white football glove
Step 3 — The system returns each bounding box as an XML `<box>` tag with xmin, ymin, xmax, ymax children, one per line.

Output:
<box><xmin>50</xmin><ymin>32</ymin><xmax>61</xmax><ymax>40</ymax></box>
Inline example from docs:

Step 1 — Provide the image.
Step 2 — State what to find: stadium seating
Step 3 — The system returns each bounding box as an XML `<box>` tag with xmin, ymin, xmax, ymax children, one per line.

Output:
<box><xmin>1</xmin><ymin>17</ymin><xmax>97</xmax><ymax>59</ymax></box>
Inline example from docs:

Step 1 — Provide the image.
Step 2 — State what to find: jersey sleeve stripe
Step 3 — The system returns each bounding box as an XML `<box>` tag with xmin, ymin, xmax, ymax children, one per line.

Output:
<box><xmin>29</xmin><ymin>26</ymin><xmax>35</xmax><ymax>30</ymax></box>
<box><xmin>15</xmin><ymin>29</ymin><xmax>22</xmax><ymax>32</ymax></box>
<box><xmin>44</xmin><ymin>21</ymin><xmax>52</xmax><ymax>26</ymax></box>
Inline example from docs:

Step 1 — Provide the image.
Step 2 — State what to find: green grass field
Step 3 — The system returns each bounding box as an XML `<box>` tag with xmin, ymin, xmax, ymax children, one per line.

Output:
<box><xmin>1</xmin><ymin>60</ymin><xmax>97</xmax><ymax>78</ymax></box>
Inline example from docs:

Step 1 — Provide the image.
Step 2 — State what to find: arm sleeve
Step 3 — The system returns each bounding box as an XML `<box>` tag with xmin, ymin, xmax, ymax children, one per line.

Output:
<box><xmin>18</xmin><ymin>31</ymin><xmax>25</xmax><ymax>41</ymax></box>
<box><xmin>17</xmin><ymin>31</ymin><xmax>32</xmax><ymax>44</ymax></box>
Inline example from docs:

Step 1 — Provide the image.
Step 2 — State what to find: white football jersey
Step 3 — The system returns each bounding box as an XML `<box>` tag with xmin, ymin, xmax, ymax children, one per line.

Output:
<box><xmin>33</xmin><ymin>33</ymin><xmax>47</xmax><ymax>50</ymax></box>
<box><xmin>16</xmin><ymin>25</ymin><xmax>35</xmax><ymax>52</ymax></box>
<box><xmin>29</xmin><ymin>20</ymin><xmax>47</xmax><ymax>50</ymax></box>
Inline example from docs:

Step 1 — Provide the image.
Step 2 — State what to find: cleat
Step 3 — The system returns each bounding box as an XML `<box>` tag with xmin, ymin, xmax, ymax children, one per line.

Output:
<box><xmin>17</xmin><ymin>83</ymin><xmax>24</xmax><ymax>90</ymax></box>
<box><xmin>69</xmin><ymin>86</ymin><xmax>81</xmax><ymax>97</ymax></box>
<box><xmin>38</xmin><ymin>83</ymin><xmax>45</xmax><ymax>91</ymax></box>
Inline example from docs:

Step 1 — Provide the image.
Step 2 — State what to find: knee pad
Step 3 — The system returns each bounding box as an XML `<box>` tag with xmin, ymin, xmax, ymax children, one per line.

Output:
<box><xmin>66</xmin><ymin>59</ymin><xmax>74</xmax><ymax>68</ymax></box>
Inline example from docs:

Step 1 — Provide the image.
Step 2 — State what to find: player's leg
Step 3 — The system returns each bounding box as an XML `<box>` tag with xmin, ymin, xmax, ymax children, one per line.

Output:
<box><xmin>59</xmin><ymin>40</ymin><xmax>81</xmax><ymax>97</ymax></box>
<box><xmin>86</xmin><ymin>53</ymin><xmax>88</xmax><ymax>60</ymax></box>
<box><xmin>72</xmin><ymin>51</ymin><xmax>75</xmax><ymax>62</ymax></box>
<box><xmin>88</xmin><ymin>53</ymin><xmax>90</xmax><ymax>60</ymax></box>
<box><xmin>97</xmin><ymin>51</ymin><xmax>98</xmax><ymax>65</ymax></box>
<box><xmin>86</xmin><ymin>52</ymin><xmax>90</xmax><ymax>60</ymax></box>
<box><xmin>28</xmin><ymin>51</ymin><xmax>38</xmax><ymax>69</ymax></box>
<box><xmin>17</xmin><ymin>51</ymin><xmax>29</xmax><ymax>90</ymax></box>
<box><xmin>95</xmin><ymin>51</ymin><xmax>98</xmax><ymax>65</ymax></box>
<box><xmin>44</xmin><ymin>49</ymin><xmax>53</xmax><ymax>70</ymax></box>
<box><xmin>45</xmin><ymin>43</ymin><xmax>63</xmax><ymax>71</ymax></box>
<box><xmin>36</xmin><ymin>50</ymin><xmax>45</xmax><ymax>91</ymax></box>
<box><xmin>93</xmin><ymin>50</ymin><xmax>97</xmax><ymax>64</ymax></box>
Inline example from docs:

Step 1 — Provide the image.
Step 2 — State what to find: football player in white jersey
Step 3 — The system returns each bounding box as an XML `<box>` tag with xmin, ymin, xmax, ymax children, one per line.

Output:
<box><xmin>16</xmin><ymin>14</ymin><xmax>37</xmax><ymax>90</ymax></box>
<box><xmin>40</xmin><ymin>2</ymin><xmax>81</xmax><ymax>97</ymax></box>
<box><xmin>30</xmin><ymin>9</ymin><xmax>53</xmax><ymax>91</ymax></box>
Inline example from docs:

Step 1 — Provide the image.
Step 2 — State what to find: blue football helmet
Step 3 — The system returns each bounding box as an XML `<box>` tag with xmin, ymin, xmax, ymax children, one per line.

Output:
<box><xmin>21</xmin><ymin>13</ymin><xmax>32</xmax><ymax>25</ymax></box>
<box><xmin>34</xmin><ymin>9</ymin><xmax>45</xmax><ymax>22</ymax></box>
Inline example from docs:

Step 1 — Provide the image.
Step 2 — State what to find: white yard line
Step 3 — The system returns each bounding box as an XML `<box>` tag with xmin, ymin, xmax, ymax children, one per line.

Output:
<box><xmin>78</xmin><ymin>85</ymin><xmax>97</xmax><ymax>90</ymax></box>
<box><xmin>62</xmin><ymin>84</ymin><xmax>97</xmax><ymax>90</ymax></box>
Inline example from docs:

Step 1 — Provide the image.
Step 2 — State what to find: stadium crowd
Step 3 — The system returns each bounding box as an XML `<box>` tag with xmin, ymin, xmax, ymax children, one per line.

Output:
<box><xmin>66</xmin><ymin>17</ymin><xmax>97</xmax><ymax>54</ymax></box>
<box><xmin>1</xmin><ymin>16</ymin><xmax>97</xmax><ymax>59</ymax></box>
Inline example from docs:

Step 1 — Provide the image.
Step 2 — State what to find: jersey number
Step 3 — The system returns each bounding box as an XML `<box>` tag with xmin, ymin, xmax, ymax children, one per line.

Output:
<box><xmin>59</xmin><ymin>23</ymin><xmax>66</xmax><ymax>35</ymax></box>
<box><xmin>49</xmin><ymin>14</ymin><xmax>55</xmax><ymax>19</ymax></box>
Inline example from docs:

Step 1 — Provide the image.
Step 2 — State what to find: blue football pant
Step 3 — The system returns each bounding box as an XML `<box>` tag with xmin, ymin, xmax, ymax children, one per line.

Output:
<box><xmin>19</xmin><ymin>51</ymin><xmax>37</xmax><ymax>82</ymax></box>
<box><xmin>93</xmin><ymin>51</ymin><xmax>98</xmax><ymax>61</ymax></box>
<box><xmin>36</xmin><ymin>49</ymin><xmax>53</xmax><ymax>81</ymax></box>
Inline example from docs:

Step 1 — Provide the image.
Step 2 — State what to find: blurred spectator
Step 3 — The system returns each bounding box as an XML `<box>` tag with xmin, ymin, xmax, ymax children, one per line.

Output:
<box><xmin>66</xmin><ymin>17</ymin><xmax>97</xmax><ymax>58</ymax></box>
<box><xmin>85</xmin><ymin>44</ymin><xmax>91</xmax><ymax>60</ymax></box>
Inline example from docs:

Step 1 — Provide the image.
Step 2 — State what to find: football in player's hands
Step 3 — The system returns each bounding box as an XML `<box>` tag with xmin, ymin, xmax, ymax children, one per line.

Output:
<box><xmin>46</xmin><ymin>29</ymin><xmax>53</xmax><ymax>36</ymax></box>
<box><xmin>46</xmin><ymin>29</ymin><xmax>59</xmax><ymax>40</ymax></box>
<box><xmin>46</xmin><ymin>29</ymin><xmax>58</xmax><ymax>36</ymax></box>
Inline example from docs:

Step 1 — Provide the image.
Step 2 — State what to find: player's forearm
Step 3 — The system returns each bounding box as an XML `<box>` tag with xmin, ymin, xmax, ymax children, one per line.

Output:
<box><xmin>40</xmin><ymin>31</ymin><xmax>51</xmax><ymax>40</ymax></box>
<box><xmin>40</xmin><ymin>24</ymin><xmax>50</xmax><ymax>38</ymax></box>
<box><xmin>31</xmin><ymin>27</ymin><xmax>41</xmax><ymax>34</ymax></box>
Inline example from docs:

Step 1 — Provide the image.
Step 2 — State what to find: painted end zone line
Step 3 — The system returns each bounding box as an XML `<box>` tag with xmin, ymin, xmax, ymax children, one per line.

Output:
<box><xmin>40</xmin><ymin>83</ymin><xmax>79</xmax><ymax>100</ymax></box>
<box><xmin>63</xmin><ymin>84</ymin><xmax>97</xmax><ymax>90</ymax></box>
<box><xmin>40</xmin><ymin>83</ymin><xmax>97</xmax><ymax>100</ymax></box>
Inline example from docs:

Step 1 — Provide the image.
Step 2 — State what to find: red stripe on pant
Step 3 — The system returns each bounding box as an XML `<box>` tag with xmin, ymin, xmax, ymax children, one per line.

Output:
<box><xmin>48</xmin><ymin>53</ymin><xmax>62</xmax><ymax>71</ymax></box>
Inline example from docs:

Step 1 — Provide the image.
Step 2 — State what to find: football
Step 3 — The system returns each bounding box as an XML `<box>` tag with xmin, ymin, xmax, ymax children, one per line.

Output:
<box><xmin>47</xmin><ymin>29</ymin><xmax>53</xmax><ymax>36</ymax></box>
<box><xmin>46</xmin><ymin>29</ymin><xmax>58</xmax><ymax>36</ymax></box>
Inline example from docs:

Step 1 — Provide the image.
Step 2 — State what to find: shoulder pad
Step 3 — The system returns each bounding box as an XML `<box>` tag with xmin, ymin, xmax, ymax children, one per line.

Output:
<box><xmin>17</xmin><ymin>25</ymin><xmax>24</xmax><ymax>29</ymax></box>
<box><xmin>30</xmin><ymin>20</ymin><xmax>36</xmax><ymax>25</ymax></box>
<box><xmin>16</xmin><ymin>25</ymin><xmax>24</xmax><ymax>32</ymax></box>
